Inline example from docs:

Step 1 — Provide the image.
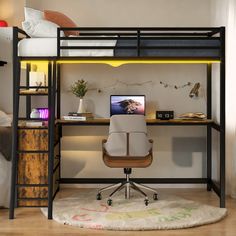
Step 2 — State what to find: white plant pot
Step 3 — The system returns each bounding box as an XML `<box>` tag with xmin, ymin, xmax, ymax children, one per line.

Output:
<box><xmin>77</xmin><ymin>98</ymin><xmax>85</xmax><ymax>113</ymax></box>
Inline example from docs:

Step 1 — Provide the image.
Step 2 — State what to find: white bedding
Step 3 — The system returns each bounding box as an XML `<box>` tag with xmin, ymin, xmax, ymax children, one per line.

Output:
<box><xmin>0</xmin><ymin>152</ymin><xmax>11</xmax><ymax>208</ymax></box>
<box><xmin>18</xmin><ymin>37</ymin><xmax>117</xmax><ymax>57</ymax></box>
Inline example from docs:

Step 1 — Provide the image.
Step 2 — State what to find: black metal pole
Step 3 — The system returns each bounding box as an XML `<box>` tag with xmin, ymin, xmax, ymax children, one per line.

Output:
<box><xmin>26</xmin><ymin>63</ymin><xmax>31</xmax><ymax>119</ymax></box>
<box><xmin>219</xmin><ymin>27</ymin><xmax>225</xmax><ymax>208</ymax></box>
<box><xmin>47</xmin><ymin>61</ymin><xmax>56</xmax><ymax>219</ymax></box>
<box><xmin>56</xmin><ymin>64</ymin><xmax>62</xmax><ymax>190</ymax></box>
<box><xmin>56</xmin><ymin>64</ymin><xmax>61</xmax><ymax>119</ymax></box>
<box><xmin>9</xmin><ymin>27</ymin><xmax>20</xmax><ymax>219</ymax></box>
<box><xmin>207</xmin><ymin>63</ymin><xmax>212</xmax><ymax>191</ymax></box>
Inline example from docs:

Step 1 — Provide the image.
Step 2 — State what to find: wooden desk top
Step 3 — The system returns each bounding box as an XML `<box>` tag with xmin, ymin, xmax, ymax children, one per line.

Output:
<box><xmin>57</xmin><ymin>118</ymin><xmax>213</xmax><ymax>126</ymax></box>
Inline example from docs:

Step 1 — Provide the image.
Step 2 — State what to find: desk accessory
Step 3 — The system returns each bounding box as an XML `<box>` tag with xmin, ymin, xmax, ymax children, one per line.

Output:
<box><xmin>178</xmin><ymin>112</ymin><xmax>206</xmax><ymax>119</ymax></box>
<box><xmin>156</xmin><ymin>111</ymin><xmax>174</xmax><ymax>120</ymax></box>
<box><xmin>30</xmin><ymin>108</ymin><xmax>49</xmax><ymax>119</ymax></box>
<box><xmin>110</xmin><ymin>95</ymin><xmax>145</xmax><ymax>116</ymax></box>
<box><xmin>63</xmin><ymin>116</ymin><xmax>86</xmax><ymax>121</ymax></box>
<box><xmin>189</xmin><ymin>83</ymin><xmax>200</xmax><ymax>98</ymax></box>
<box><xmin>29</xmin><ymin>65</ymin><xmax>47</xmax><ymax>91</ymax></box>
<box><xmin>71</xmin><ymin>79</ymin><xmax>88</xmax><ymax>113</ymax></box>
<box><xmin>30</xmin><ymin>109</ymin><xmax>40</xmax><ymax>119</ymax></box>
<box><xmin>68</xmin><ymin>112</ymin><xmax>93</xmax><ymax>118</ymax></box>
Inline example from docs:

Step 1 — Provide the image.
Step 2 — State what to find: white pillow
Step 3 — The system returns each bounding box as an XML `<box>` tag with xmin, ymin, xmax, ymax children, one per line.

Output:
<box><xmin>22</xmin><ymin>19</ymin><xmax>64</xmax><ymax>38</ymax></box>
<box><xmin>0</xmin><ymin>110</ymin><xmax>12</xmax><ymax>127</ymax></box>
<box><xmin>24</xmin><ymin>7</ymin><xmax>44</xmax><ymax>23</ymax></box>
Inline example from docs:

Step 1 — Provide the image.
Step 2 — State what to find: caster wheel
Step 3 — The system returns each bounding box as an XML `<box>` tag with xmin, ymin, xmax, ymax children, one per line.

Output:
<box><xmin>96</xmin><ymin>193</ymin><xmax>102</xmax><ymax>200</ymax></box>
<box><xmin>144</xmin><ymin>199</ymin><xmax>149</xmax><ymax>206</ymax></box>
<box><xmin>107</xmin><ymin>199</ymin><xmax>112</xmax><ymax>206</ymax></box>
<box><xmin>153</xmin><ymin>193</ymin><xmax>158</xmax><ymax>201</ymax></box>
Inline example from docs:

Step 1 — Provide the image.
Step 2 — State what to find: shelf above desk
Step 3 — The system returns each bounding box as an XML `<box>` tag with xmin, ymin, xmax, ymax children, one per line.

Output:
<box><xmin>57</xmin><ymin>118</ymin><xmax>214</xmax><ymax>126</ymax></box>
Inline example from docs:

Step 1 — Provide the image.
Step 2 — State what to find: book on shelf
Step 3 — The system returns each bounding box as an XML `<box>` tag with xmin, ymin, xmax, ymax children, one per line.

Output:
<box><xmin>68</xmin><ymin>112</ymin><xmax>94</xmax><ymax>118</ymax></box>
<box><xmin>62</xmin><ymin>112</ymin><xmax>94</xmax><ymax>121</ymax></box>
<box><xmin>62</xmin><ymin>116</ymin><xmax>87</xmax><ymax>121</ymax></box>
<box><xmin>25</xmin><ymin>121</ymin><xmax>44</xmax><ymax>127</ymax></box>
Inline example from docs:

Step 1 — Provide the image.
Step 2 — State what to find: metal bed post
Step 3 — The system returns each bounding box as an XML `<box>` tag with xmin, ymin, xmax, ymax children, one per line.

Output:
<box><xmin>47</xmin><ymin>61</ymin><xmax>56</xmax><ymax>219</ymax></box>
<box><xmin>57</xmin><ymin>63</ymin><xmax>62</xmax><ymax>191</ymax></box>
<box><xmin>26</xmin><ymin>63</ymin><xmax>31</xmax><ymax>119</ymax></box>
<box><xmin>207</xmin><ymin>63</ymin><xmax>212</xmax><ymax>191</ymax></box>
<box><xmin>220</xmin><ymin>27</ymin><xmax>226</xmax><ymax>208</ymax></box>
<box><xmin>9</xmin><ymin>27</ymin><xmax>21</xmax><ymax>219</ymax></box>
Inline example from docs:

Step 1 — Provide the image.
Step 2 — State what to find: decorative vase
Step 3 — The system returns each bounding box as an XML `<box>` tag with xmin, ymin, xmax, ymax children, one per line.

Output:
<box><xmin>30</xmin><ymin>108</ymin><xmax>40</xmax><ymax>119</ymax></box>
<box><xmin>77</xmin><ymin>98</ymin><xmax>85</xmax><ymax>113</ymax></box>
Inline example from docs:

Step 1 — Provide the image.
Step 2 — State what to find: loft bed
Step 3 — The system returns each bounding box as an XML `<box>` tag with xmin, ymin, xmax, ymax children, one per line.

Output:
<box><xmin>16</xmin><ymin>27</ymin><xmax>223</xmax><ymax>61</ymax></box>
<box><xmin>10</xmin><ymin>27</ymin><xmax>225</xmax><ymax>219</ymax></box>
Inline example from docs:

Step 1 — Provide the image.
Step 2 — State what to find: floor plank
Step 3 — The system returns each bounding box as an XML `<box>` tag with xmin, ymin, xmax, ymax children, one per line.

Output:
<box><xmin>0</xmin><ymin>188</ymin><xmax>235</xmax><ymax>236</ymax></box>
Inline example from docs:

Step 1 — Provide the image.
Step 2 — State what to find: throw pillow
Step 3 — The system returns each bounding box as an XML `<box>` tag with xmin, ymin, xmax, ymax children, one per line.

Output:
<box><xmin>24</xmin><ymin>7</ymin><xmax>44</xmax><ymax>23</ymax></box>
<box><xmin>22</xmin><ymin>19</ymin><xmax>64</xmax><ymax>38</ymax></box>
<box><xmin>44</xmin><ymin>10</ymin><xmax>79</xmax><ymax>36</ymax></box>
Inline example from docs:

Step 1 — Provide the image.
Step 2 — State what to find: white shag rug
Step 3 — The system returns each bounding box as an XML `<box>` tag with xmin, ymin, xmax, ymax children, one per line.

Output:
<box><xmin>41</xmin><ymin>189</ymin><xmax>227</xmax><ymax>230</ymax></box>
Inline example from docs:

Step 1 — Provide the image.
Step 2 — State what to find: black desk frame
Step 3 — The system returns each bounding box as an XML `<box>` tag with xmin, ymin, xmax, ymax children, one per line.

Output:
<box><xmin>9</xmin><ymin>27</ymin><xmax>225</xmax><ymax>219</ymax></box>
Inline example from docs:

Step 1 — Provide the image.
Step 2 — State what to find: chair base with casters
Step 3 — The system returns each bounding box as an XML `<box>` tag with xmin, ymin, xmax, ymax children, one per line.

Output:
<box><xmin>96</xmin><ymin>168</ymin><xmax>158</xmax><ymax>206</ymax></box>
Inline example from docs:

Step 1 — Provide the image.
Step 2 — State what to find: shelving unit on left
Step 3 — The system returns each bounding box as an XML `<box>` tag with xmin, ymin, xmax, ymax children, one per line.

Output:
<box><xmin>9</xmin><ymin>26</ymin><xmax>60</xmax><ymax>220</ymax></box>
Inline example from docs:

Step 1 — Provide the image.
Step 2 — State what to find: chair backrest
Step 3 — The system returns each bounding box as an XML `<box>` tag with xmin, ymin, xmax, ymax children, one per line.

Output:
<box><xmin>109</xmin><ymin>114</ymin><xmax>147</xmax><ymax>134</ymax></box>
<box><xmin>105</xmin><ymin>115</ymin><xmax>151</xmax><ymax>157</ymax></box>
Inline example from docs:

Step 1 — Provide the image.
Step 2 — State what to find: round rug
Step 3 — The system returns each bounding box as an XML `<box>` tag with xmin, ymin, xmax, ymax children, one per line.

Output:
<box><xmin>41</xmin><ymin>190</ymin><xmax>227</xmax><ymax>230</ymax></box>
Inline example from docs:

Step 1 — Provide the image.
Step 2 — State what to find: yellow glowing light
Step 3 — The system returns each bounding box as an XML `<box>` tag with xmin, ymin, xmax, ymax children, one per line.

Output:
<box><xmin>20</xmin><ymin>59</ymin><xmax>221</xmax><ymax>68</ymax></box>
<box><xmin>21</xmin><ymin>61</ymin><xmax>49</xmax><ymax>72</ymax></box>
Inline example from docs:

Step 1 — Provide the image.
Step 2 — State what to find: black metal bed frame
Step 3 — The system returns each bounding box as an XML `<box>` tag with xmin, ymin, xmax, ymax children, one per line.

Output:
<box><xmin>9</xmin><ymin>27</ymin><xmax>225</xmax><ymax>220</ymax></box>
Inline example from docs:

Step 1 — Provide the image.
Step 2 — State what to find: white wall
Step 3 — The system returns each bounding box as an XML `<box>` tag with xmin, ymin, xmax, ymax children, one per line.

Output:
<box><xmin>210</xmin><ymin>0</ymin><xmax>235</xmax><ymax>194</ymax></box>
<box><xmin>26</xmin><ymin>0</ymin><xmax>211</xmax><ymax>27</ymax></box>
<box><xmin>0</xmin><ymin>0</ymin><xmax>25</xmax><ymax>27</ymax></box>
<box><xmin>21</xmin><ymin>0</ymin><xmax>213</xmax><ymax>187</ymax></box>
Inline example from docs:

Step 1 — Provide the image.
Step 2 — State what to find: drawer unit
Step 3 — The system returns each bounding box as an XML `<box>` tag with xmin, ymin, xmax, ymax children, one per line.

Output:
<box><xmin>17</xmin><ymin>126</ymin><xmax>60</xmax><ymax>207</ymax></box>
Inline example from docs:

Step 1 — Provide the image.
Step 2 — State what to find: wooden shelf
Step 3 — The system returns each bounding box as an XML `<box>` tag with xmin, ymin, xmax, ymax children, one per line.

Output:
<box><xmin>20</xmin><ymin>89</ymin><xmax>48</xmax><ymax>95</ymax></box>
<box><xmin>57</xmin><ymin>118</ymin><xmax>214</xmax><ymax>126</ymax></box>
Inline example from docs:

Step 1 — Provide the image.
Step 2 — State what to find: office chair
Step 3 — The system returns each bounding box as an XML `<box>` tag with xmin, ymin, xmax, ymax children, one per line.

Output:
<box><xmin>96</xmin><ymin>115</ymin><xmax>158</xmax><ymax>206</ymax></box>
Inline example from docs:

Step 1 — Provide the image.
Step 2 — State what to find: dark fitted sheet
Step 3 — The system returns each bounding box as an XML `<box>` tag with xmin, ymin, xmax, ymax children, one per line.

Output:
<box><xmin>114</xmin><ymin>38</ymin><xmax>221</xmax><ymax>58</ymax></box>
<box><xmin>0</xmin><ymin>127</ymin><xmax>12</xmax><ymax>161</ymax></box>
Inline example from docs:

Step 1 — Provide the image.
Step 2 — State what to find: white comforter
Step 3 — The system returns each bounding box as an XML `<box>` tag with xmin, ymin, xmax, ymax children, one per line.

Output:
<box><xmin>0</xmin><ymin>152</ymin><xmax>11</xmax><ymax>208</ymax></box>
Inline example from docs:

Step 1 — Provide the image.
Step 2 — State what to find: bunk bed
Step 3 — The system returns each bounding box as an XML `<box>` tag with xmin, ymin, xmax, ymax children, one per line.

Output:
<box><xmin>10</xmin><ymin>27</ymin><xmax>225</xmax><ymax>220</ymax></box>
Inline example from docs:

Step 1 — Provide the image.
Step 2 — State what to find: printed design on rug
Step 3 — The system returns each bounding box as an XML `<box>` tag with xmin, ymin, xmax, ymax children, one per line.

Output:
<box><xmin>41</xmin><ymin>190</ymin><xmax>227</xmax><ymax>231</ymax></box>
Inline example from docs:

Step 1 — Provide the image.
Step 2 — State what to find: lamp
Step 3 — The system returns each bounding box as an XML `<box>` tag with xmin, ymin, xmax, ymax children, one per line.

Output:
<box><xmin>189</xmin><ymin>82</ymin><xmax>200</xmax><ymax>98</ymax></box>
<box><xmin>0</xmin><ymin>20</ymin><xmax>8</xmax><ymax>27</ymax></box>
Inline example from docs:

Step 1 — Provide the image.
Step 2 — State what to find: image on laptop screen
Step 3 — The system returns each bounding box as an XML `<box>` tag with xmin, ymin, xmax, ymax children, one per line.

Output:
<box><xmin>110</xmin><ymin>95</ymin><xmax>145</xmax><ymax>116</ymax></box>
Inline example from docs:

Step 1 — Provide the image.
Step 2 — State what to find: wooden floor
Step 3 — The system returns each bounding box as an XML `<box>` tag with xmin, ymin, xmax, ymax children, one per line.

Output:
<box><xmin>0</xmin><ymin>188</ymin><xmax>235</xmax><ymax>236</ymax></box>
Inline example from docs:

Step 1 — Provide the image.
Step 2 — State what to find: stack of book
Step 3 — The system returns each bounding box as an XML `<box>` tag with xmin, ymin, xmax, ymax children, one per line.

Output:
<box><xmin>63</xmin><ymin>112</ymin><xmax>94</xmax><ymax>121</ymax></box>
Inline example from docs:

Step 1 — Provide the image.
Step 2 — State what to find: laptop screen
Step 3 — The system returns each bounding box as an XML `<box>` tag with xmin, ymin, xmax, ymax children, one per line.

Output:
<box><xmin>110</xmin><ymin>95</ymin><xmax>145</xmax><ymax>116</ymax></box>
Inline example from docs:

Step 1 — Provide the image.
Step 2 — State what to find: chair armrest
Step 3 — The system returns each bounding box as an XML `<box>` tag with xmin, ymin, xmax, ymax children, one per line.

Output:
<box><xmin>102</xmin><ymin>139</ymin><xmax>108</xmax><ymax>154</ymax></box>
<box><xmin>148</xmin><ymin>139</ymin><xmax>153</xmax><ymax>154</ymax></box>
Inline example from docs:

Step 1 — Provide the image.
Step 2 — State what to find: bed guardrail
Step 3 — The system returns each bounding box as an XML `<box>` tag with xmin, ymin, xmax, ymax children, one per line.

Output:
<box><xmin>57</xmin><ymin>27</ymin><xmax>222</xmax><ymax>59</ymax></box>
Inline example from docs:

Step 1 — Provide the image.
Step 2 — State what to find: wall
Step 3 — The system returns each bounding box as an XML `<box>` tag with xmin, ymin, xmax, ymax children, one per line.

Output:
<box><xmin>24</xmin><ymin>0</ymin><xmax>212</xmax><ymax>187</ymax></box>
<box><xmin>26</xmin><ymin>0</ymin><xmax>210</xmax><ymax>27</ymax></box>
<box><xmin>210</xmin><ymin>0</ymin><xmax>236</xmax><ymax>194</ymax></box>
<box><xmin>0</xmin><ymin>0</ymin><xmax>25</xmax><ymax>27</ymax></box>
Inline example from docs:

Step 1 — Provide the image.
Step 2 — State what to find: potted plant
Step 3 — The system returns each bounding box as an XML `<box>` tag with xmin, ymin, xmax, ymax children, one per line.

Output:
<box><xmin>71</xmin><ymin>79</ymin><xmax>88</xmax><ymax>113</ymax></box>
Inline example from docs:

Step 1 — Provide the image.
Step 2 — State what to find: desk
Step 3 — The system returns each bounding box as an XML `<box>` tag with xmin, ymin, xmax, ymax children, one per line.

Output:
<box><xmin>58</xmin><ymin>118</ymin><xmax>214</xmax><ymax>126</ymax></box>
<box><xmin>57</xmin><ymin>118</ymin><xmax>219</xmax><ymax>192</ymax></box>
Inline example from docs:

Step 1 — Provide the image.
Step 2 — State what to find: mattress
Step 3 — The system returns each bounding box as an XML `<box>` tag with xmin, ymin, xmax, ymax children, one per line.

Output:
<box><xmin>114</xmin><ymin>39</ymin><xmax>221</xmax><ymax>58</ymax></box>
<box><xmin>18</xmin><ymin>37</ymin><xmax>221</xmax><ymax>58</ymax></box>
<box><xmin>18</xmin><ymin>37</ymin><xmax>117</xmax><ymax>57</ymax></box>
